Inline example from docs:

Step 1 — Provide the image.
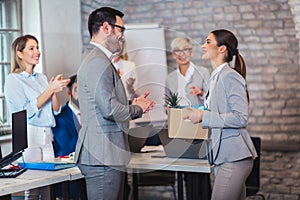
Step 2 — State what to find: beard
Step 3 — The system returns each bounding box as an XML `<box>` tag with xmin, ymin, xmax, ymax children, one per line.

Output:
<box><xmin>71</xmin><ymin>95</ymin><xmax>80</xmax><ymax>109</ymax></box>
<box><xmin>106</xmin><ymin>31</ymin><xmax>124</xmax><ymax>53</ymax></box>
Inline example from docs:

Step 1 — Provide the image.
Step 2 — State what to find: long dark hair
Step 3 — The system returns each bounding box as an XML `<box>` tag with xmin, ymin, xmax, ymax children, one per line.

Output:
<box><xmin>211</xmin><ymin>29</ymin><xmax>249</xmax><ymax>102</ymax></box>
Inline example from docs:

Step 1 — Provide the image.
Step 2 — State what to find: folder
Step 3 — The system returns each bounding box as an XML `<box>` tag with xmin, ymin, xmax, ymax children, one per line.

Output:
<box><xmin>18</xmin><ymin>162</ymin><xmax>76</xmax><ymax>171</ymax></box>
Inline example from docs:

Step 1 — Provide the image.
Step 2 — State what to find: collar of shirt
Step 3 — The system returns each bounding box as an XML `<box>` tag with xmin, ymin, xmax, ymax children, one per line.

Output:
<box><xmin>90</xmin><ymin>41</ymin><xmax>113</xmax><ymax>61</ymax></box>
<box><xmin>210</xmin><ymin>62</ymin><xmax>227</xmax><ymax>81</ymax></box>
<box><xmin>113</xmin><ymin>59</ymin><xmax>122</xmax><ymax>71</ymax></box>
<box><xmin>20</xmin><ymin>71</ymin><xmax>37</xmax><ymax>79</ymax></box>
<box><xmin>68</xmin><ymin>101</ymin><xmax>80</xmax><ymax>116</ymax></box>
<box><xmin>176</xmin><ymin>62</ymin><xmax>195</xmax><ymax>82</ymax></box>
<box><xmin>205</xmin><ymin>63</ymin><xmax>227</xmax><ymax>109</ymax></box>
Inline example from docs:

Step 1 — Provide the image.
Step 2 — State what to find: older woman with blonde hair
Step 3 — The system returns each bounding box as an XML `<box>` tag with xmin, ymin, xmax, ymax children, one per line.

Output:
<box><xmin>166</xmin><ymin>37</ymin><xmax>210</xmax><ymax>107</ymax></box>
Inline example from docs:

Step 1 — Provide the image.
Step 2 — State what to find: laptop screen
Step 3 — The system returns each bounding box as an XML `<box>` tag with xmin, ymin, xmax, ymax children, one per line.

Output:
<box><xmin>12</xmin><ymin>110</ymin><xmax>28</xmax><ymax>154</ymax></box>
<box><xmin>0</xmin><ymin>110</ymin><xmax>28</xmax><ymax>168</ymax></box>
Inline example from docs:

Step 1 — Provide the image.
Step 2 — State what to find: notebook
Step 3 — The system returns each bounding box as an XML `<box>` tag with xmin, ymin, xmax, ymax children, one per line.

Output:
<box><xmin>157</xmin><ymin>128</ymin><xmax>208</xmax><ymax>159</ymax></box>
<box><xmin>18</xmin><ymin>162</ymin><xmax>76</xmax><ymax>171</ymax></box>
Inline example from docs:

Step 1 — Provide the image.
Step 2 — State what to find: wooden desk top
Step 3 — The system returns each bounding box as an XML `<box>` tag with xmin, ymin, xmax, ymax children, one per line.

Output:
<box><xmin>0</xmin><ymin>169</ymin><xmax>71</xmax><ymax>196</ymax></box>
<box><xmin>61</xmin><ymin>166</ymin><xmax>83</xmax><ymax>181</ymax></box>
<box><xmin>0</xmin><ymin>151</ymin><xmax>211</xmax><ymax>196</ymax></box>
<box><xmin>127</xmin><ymin>151</ymin><xmax>211</xmax><ymax>173</ymax></box>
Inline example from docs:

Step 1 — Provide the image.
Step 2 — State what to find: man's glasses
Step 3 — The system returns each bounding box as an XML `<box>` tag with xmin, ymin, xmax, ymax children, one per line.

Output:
<box><xmin>108</xmin><ymin>23</ymin><xmax>126</xmax><ymax>34</ymax></box>
<box><xmin>173</xmin><ymin>48</ymin><xmax>192</xmax><ymax>55</ymax></box>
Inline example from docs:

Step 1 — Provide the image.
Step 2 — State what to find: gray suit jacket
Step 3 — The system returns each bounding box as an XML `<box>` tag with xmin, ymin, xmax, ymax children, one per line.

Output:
<box><xmin>74</xmin><ymin>44</ymin><xmax>143</xmax><ymax>166</ymax></box>
<box><xmin>202</xmin><ymin>64</ymin><xmax>257</xmax><ymax>165</ymax></box>
<box><xmin>165</xmin><ymin>64</ymin><xmax>210</xmax><ymax>106</ymax></box>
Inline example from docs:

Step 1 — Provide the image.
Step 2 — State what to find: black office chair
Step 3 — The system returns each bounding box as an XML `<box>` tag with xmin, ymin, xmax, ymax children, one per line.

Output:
<box><xmin>245</xmin><ymin>137</ymin><xmax>265</xmax><ymax>200</ymax></box>
<box><xmin>133</xmin><ymin>169</ymin><xmax>177</xmax><ymax>200</ymax></box>
<box><xmin>128</xmin><ymin>127</ymin><xmax>177</xmax><ymax>200</ymax></box>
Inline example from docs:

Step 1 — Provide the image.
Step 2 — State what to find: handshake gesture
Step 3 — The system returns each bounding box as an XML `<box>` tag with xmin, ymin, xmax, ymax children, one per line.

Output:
<box><xmin>132</xmin><ymin>91</ymin><xmax>155</xmax><ymax>113</ymax></box>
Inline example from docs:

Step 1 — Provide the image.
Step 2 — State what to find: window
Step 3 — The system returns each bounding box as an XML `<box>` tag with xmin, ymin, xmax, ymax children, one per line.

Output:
<box><xmin>0</xmin><ymin>0</ymin><xmax>22</xmax><ymax>127</ymax></box>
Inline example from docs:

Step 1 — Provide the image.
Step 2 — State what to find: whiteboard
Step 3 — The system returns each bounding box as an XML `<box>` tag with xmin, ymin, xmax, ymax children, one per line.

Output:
<box><xmin>124</xmin><ymin>24</ymin><xmax>168</xmax><ymax>125</ymax></box>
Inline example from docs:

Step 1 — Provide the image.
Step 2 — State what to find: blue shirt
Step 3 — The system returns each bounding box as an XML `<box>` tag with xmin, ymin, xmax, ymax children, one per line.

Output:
<box><xmin>4</xmin><ymin>71</ymin><xmax>58</xmax><ymax>127</ymax></box>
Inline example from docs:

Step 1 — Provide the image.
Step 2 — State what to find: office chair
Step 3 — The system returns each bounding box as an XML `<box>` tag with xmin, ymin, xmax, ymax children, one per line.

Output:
<box><xmin>132</xmin><ymin>169</ymin><xmax>177</xmax><ymax>200</ymax></box>
<box><xmin>128</xmin><ymin>127</ymin><xmax>177</xmax><ymax>200</ymax></box>
<box><xmin>245</xmin><ymin>137</ymin><xmax>265</xmax><ymax>200</ymax></box>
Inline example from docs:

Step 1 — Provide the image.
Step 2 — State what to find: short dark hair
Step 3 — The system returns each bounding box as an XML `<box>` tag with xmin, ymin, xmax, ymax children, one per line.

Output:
<box><xmin>67</xmin><ymin>74</ymin><xmax>77</xmax><ymax>91</ymax></box>
<box><xmin>88</xmin><ymin>7</ymin><xmax>124</xmax><ymax>38</ymax></box>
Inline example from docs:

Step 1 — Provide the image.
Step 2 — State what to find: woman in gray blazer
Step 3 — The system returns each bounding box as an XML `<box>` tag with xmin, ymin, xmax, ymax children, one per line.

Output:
<box><xmin>184</xmin><ymin>29</ymin><xmax>257</xmax><ymax>200</ymax></box>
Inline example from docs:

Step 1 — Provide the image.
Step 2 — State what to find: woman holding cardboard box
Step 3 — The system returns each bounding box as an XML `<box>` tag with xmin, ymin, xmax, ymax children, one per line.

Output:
<box><xmin>184</xmin><ymin>29</ymin><xmax>257</xmax><ymax>200</ymax></box>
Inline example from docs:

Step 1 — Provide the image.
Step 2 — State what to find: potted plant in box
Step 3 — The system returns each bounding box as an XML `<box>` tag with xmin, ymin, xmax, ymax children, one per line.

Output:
<box><xmin>164</xmin><ymin>90</ymin><xmax>181</xmax><ymax>108</ymax></box>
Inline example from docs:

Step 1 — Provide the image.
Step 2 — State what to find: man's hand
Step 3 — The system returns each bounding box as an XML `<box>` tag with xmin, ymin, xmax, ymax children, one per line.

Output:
<box><xmin>132</xmin><ymin>91</ymin><xmax>155</xmax><ymax>113</ymax></box>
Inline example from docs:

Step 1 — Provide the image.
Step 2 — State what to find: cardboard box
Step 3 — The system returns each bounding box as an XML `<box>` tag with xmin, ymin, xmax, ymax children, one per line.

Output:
<box><xmin>167</xmin><ymin>108</ymin><xmax>208</xmax><ymax>139</ymax></box>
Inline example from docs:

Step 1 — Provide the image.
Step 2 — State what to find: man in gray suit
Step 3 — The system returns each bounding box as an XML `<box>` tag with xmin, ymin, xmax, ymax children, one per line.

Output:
<box><xmin>74</xmin><ymin>7</ymin><xmax>154</xmax><ymax>200</ymax></box>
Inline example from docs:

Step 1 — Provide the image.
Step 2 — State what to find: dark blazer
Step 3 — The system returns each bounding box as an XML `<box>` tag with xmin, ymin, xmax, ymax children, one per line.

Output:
<box><xmin>51</xmin><ymin>103</ymin><xmax>80</xmax><ymax>157</ymax></box>
<box><xmin>74</xmin><ymin>44</ymin><xmax>143</xmax><ymax>166</ymax></box>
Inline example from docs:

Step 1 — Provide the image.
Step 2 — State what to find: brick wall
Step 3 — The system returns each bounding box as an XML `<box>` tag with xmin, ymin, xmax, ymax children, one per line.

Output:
<box><xmin>80</xmin><ymin>0</ymin><xmax>300</xmax><ymax>199</ymax></box>
<box><xmin>289</xmin><ymin>0</ymin><xmax>300</xmax><ymax>40</ymax></box>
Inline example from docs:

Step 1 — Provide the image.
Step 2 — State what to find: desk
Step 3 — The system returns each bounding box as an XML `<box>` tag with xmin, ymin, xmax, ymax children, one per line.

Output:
<box><xmin>0</xmin><ymin>166</ymin><xmax>86</xmax><ymax>200</ymax></box>
<box><xmin>0</xmin><ymin>169</ymin><xmax>71</xmax><ymax>196</ymax></box>
<box><xmin>127</xmin><ymin>151</ymin><xmax>211</xmax><ymax>200</ymax></box>
<box><xmin>61</xmin><ymin>166</ymin><xmax>84</xmax><ymax>182</ymax></box>
<box><xmin>1</xmin><ymin>153</ymin><xmax>211</xmax><ymax>200</ymax></box>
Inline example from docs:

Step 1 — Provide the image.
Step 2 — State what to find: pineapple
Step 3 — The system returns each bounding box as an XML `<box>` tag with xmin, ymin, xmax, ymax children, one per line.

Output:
<box><xmin>164</xmin><ymin>91</ymin><xmax>181</xmax><ymax>108</ymax></box>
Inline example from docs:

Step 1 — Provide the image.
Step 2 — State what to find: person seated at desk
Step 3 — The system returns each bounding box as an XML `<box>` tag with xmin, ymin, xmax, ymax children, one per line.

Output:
<box><xmin>52</xmin><ymin>74</ymin><xmax>86</xmax><ymax>200</ymax></box>
<box><xmin>52</xmin><ymin>74</ymin><xmax>80</xmax><ymax>157</ymax></box>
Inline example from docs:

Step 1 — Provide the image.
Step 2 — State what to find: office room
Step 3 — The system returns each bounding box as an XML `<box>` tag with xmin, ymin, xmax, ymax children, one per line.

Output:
<box><xmin>0</xmin><ymin>0</ymin><xmax>299</xmax><ymax>200</ymax></box>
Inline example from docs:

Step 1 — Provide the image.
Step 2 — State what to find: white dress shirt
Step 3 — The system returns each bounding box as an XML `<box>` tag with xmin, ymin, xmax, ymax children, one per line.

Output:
<box><xmin>205</xmin><ymin>63</ymin><xmax>227</xmax><ymax>109</ymax></box>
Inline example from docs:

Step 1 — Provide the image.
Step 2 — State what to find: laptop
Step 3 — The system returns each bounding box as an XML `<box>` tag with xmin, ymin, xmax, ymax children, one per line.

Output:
<box><xmin>0</xmin><ymin>110</ymin><xmax>28</xmax><ymax>169</ymax></box>
<box><xmin>157</xmin><ymin>128</ymin><xmax>209</xmax><ymax>159</ymax></box>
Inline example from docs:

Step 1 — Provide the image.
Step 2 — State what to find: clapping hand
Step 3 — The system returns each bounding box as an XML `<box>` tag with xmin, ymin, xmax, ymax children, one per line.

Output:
<box><xmin>132</xmin><ymin>91</ymin><xmax>155</xmax><ymax>113</ymax></box>
<box><xmin>189</xmin><ymin>85</ymin><xmax>205</xmax><ymax>97</ymax></box>
<box><xmin>126</xmin><ymin>77</ymin><xmax>136</xmax><ymax>94</ymax></box>
<box><xmin>49</xmin><ymin>74</ymin><xmax>70</xmax><ymax>93</ymax></box>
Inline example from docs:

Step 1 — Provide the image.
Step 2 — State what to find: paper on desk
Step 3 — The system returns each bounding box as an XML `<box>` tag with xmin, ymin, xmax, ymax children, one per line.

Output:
<box><xmin>57</xmin><ymin>152</ymin><xmax>75</xmax><ymax>163</ymax></box>
<box><xmin>140</xmin><ymin>145</ymin><xmax>164</xmax><ymax>152</ymax></box>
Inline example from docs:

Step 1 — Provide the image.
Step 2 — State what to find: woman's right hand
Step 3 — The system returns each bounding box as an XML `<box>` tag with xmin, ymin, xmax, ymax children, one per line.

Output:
<box><xmin>183</xmin><ymin>107</ymin><xmax>203</xmax><ymax>123</ymax></box>
<box><xmin>49</xmin><ymin>74</ymin><xmax>70</xmax><ymax>93</ymax></box>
